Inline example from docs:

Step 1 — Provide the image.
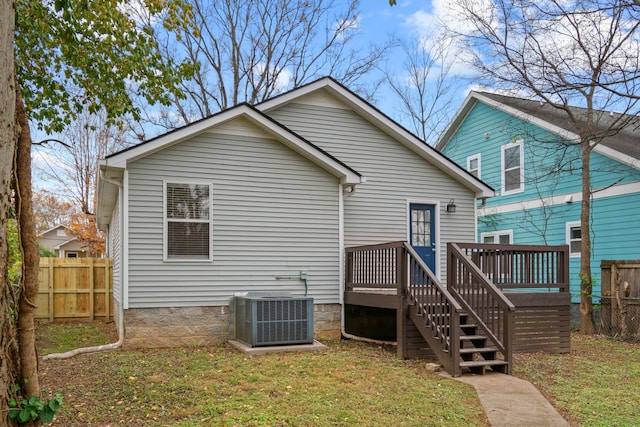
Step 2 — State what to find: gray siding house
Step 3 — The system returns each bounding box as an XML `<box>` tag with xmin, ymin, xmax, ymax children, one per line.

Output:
<box><xmin>97</xmin><ymin>78</ymin><xmax>493</xmax><ymax>348</ymax></box>
<box><xmin>38</xmin><ymin>225</ymin><xmax>87</xmax><ymax>258</ymax></box>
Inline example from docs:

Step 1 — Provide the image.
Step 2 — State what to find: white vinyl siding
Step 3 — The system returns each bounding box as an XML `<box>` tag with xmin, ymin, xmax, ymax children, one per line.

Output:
<box><xmin>267</xmin><ymin>97</ymin><xmax>478</xmax><ymax>279</ymax></box>
<box><xmin>501</xmin><ymin>140</ymin><xmax>524</xmax><ymax>195</ymax></box>
<box><xmin>125</xmin><ymin>126</ymin><xmax>340</xmax><ymax>307</ymax></box>
<box><xmin>566</xmin><ymin>221</ymin><xmax>581</xmax><ymax>258</ymax></box>
<box><xmin>467</xmin><ymin>154</ymin><xmax>481</xmax><ymax>178</ymax></box>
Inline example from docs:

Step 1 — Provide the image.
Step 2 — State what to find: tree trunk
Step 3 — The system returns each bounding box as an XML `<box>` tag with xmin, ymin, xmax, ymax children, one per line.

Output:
<box><xmin>14</xmin><ymin>84</ymin><xmax>41</xmax><ymax>403</ymax></box>
<box><xmin>1</xmin><ymin>0</ymin><xmax>19</xmax><ymax>424</ymax></box>
<box><xmin>579</xmin><ymin>141</ymin><xmax>596</xmax><ymax>334</ymax></box>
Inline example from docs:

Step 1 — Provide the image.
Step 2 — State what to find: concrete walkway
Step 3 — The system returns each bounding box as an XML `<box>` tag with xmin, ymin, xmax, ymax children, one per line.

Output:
<box><xmin>445</xmin><ymin>372</ymin><xmax>570</xmax><ymax>427</ymax></box>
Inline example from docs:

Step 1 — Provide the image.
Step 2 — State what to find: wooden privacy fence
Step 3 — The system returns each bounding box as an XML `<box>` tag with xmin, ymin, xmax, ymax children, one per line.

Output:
<box><xmin>601</xmin><ymin>260</ymin><xmax>640</xmax><ymax>338</ymax></box>
<box><xmin>36</xmin><ymin>258</ymin><xmax>113</xmax><ymax>321</ymax></box>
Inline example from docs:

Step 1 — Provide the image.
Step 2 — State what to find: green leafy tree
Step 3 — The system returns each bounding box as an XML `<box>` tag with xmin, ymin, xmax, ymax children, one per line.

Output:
<box><xmin>2</xmin><ymin>1</ymin><xmax>194</xmax><ymax>424</ymax></box>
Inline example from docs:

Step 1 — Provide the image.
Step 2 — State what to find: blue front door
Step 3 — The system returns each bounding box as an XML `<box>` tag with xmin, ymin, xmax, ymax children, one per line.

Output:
<box><xmin>410</xmin><ymin>204</ymin><xmax>436</xmax><ymax>272</ymax></box>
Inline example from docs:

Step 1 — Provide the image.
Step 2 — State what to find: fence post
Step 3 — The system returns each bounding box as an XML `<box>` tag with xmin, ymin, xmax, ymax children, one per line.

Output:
<box><xmin>48</xmin><ymin>258</ymin><xmax>54</xmax><ymax>322</ymax></box>
<box><xmin>89</xmin><ymin>257</ymin><xmax>95</xmax><ymax>320</ymax></box>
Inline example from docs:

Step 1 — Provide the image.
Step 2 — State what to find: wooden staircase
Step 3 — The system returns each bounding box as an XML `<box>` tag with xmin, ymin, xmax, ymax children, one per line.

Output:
<box><xmin>344</xmin><ymin>241</ymin><xmax>570</xmax><ymax>376</ymax></box>
<box><xmin>344</xmin><ymin>241</ymin><xmax>516</xmax><ymax>377</ymax></box>
<box><xmin>457</xmin><ymin>313</ymin><xmax>509</xmax><ymax>374</ymax></box>
<box><xmin>403</xmin><ymin>242</ymin><xmax>515</xmax><ymax>376</ymax></box>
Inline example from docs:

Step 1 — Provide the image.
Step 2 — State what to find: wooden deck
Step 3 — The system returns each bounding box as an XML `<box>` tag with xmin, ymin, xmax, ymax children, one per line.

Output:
<box><xmin>344</xmin><ymin>241</ymin><xmax>571</xmax><ymax>376</ymax></box>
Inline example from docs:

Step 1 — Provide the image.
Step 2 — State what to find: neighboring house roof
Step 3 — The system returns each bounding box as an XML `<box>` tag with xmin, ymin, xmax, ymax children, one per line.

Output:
<box><xmin>38</xmin><ymin>224</ymin><xmax>70</xmax><ymax>236</ymax></box>
<box><xmin>54</xmin><ymin>238</ymin><xmax>84</xmax><ymax>251</ymax></box>
<box><xmin>38</xmin><ymin>224</ymin><xmax>83</xmax><ymax>253</ymax></box>
<box><xmin>436</xmin><ymin>91</ymin><xmax>640</xmax><ymax>169</ymax></box>
<box><xmin>97</xmin><ymin>77</ymin><xmax>495</xmax><ymax>228</ymax></box>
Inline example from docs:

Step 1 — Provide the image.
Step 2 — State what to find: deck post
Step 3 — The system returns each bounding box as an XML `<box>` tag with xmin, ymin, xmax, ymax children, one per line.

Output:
<box><xmin>396</xmin><ymin>245</ymin><xmax>408</xmax><ymax>359</ymax></box>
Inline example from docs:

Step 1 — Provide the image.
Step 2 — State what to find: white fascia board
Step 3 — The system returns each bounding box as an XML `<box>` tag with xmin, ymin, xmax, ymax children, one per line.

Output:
<box><xmin>477</xmin><ymin>92</ymin><xmax>640</xmax><ymax>169</ymax></box>
<box><xmin>54</xmin><ymin>237</ymin><xmax>80</xmax><ymax>250</ymax></box>
<box><xmin>103</xmin><ymin>104</ymin><xmax>360</xmax><ymax>185</ymax></box>
<box><xmin>38</xmin><ymin>224</ymin><xmax>68</xmax><ymax>236</ymax></box>
<box><xmin>471</xmin><ymin>92</ymin><xmax>581</xmax><ymax>142</ymax></box>
<box><xmin>593</xmin><ymin>144</ymin><xmax>640</xmax><ymax>170</ymax></box>
<box><xmin>104</xmin><ymin>106</ymin><xmax>260</xmax><ymax>168</ymax></box>
<box><xmin>259</xmin><ymin>80</ymin><xmax>494</xmax><ymax>198</ymax></box>
<box><xmin>96</xmin><ymin>164</ymin><xmax>124</xmax><ymax>229</ymax></box>
<box><xmin>434</xmin><ymin>92</ymin><xmax>478</xmax><ymax>151</ymax></box>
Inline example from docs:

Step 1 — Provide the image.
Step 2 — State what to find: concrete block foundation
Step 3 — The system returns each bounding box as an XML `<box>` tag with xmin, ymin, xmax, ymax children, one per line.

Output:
<box><xmin>121</xmin><ymin>303</ymin><xmax>342</xmax><ymax>349</ymax></box>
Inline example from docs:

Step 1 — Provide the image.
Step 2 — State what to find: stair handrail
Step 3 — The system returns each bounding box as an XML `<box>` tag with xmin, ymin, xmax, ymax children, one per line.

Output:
<box><xmin>402</xmin><ymin>243</ymin><xmax>462</xmax><ymax>311</ymax></box>
<box><xmin>448</xmin><ymin>242</ymin><xmax>515</xmax><ymax>374</ymax></box>
<box><xmin>402</xmin><ymin>242</ymin><xmax>462</xmax><ymax>375</ymax></box>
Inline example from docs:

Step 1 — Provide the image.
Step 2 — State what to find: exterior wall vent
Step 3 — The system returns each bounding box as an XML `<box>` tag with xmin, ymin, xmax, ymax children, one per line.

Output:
<box><xmin>229</xmin><ymin>292</ymin><xmax>314</xmax><ymax>347</ymax></box>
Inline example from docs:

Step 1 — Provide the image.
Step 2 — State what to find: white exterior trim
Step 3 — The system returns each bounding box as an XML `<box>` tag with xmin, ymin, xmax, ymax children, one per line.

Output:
<box><xmin>338</xmin><ymin>184</ymin><xmax>345</xmax><ymax>305</ymax></box>
<box><xmin>405</xmin><ymin>199</ymin><xmax>442</xmax><ymax>280</ymax></box>
<box><xmin>480</xmin><ymin>229</ymin><xmax>513</xmax><ymax>244</ymax></box>
<box><xmin>593</xmin><ymin>143</ymin><xmax>640</xmax><ymax>170</ymax></box>
<box><xmin>162</xmin><ymin>181</ymin><xmax>214</xmax><ymax>262</ymax></box>
<box><xmin>467</xmin><ymin>153</ymin><xmax>481</xmax><ymax>179</ymax></box>
<box><xmin>102</xmin><ymin>106</ymin><xmax>361</xmax><ymax>185</ymax></box>
<box><xmin>437</xmin><ymin>91</ymin><xmax>640</xmax><ymax>170</ymax></box>
<box><xmin>258</xmin><ymin>78</ymin><xmax>494</xmax><ymax>199</ymax></box>
<box><xmin>566</xmin><ymin>221</ymin><xmax>582</xmax><ymax>258</ymax></box>
<box><xmin>478</xmin><ymin>181</ymin><xmax>640</xmax><ymax>216</ymax></box>
<box><xmin>123</xmin><ymin>170</ymin><xmax>130</xmax><ymax>310</ymax></box>
<box><xmin>501</xmin><ymin>139</ymin><xmax>524</xmax><ymax>196</ymax></box>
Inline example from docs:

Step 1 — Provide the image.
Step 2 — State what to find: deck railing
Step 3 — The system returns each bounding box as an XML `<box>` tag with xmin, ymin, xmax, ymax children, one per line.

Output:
<box><xmin>454</xmin><ymin>243</ymin><xmax>570</xmax><ymax>292</ymax></box>
<box><xmin>448</xmin><ymin>243</ymin><xmax>515</xmax><ymax>373</ymax></box>
<box><xmin>452</xmin><ymin>243</ymin><xmax>570</xmax><ymax>354</ymax></box>
<box><xmin>344</xmin><ymin>241</ymin><xmax>570</xmax><ymax>372</ymax></box>
<box><xmin>345</xmin><ymin>241</ymin><xmax>462</xmax><ymax>375</ymax></box>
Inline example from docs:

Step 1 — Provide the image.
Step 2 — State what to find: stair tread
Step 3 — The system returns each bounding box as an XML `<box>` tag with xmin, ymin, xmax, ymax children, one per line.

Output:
<box><xmin>459</xmin><ymin>335</ymin><xmax>488</xmax><ymax>340</ymax></box>
<box><xmin>459</xmin><ymin>360</ymin><xmax>509</xmax><ymax>368</ymax></box>
<box><xmin>459</xmin><ymin>346</ymin><xmax>499</xmax><ymax>354</ymax></box>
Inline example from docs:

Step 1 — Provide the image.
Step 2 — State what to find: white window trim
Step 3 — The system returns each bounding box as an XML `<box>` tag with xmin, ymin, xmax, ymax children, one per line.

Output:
<box><xmin>467</xmin><ymin>153</ymin><xmax>481</xmax><ymax>179</ymax></box>
<box><xmin>501</xmin><ymin>139</ymin><xmax>524</xmax><ymax>196</ymax></box>
<box><xmin>163</xmin><ymin>180</ymin><xmax>214</xmax><ymax>262</ymax></box>
<box><xmin>566</xmin><ymin>221</ymin><xmax>581</xmax><ymax>258</ymax></box>
<box><xmin>480</xmin><ymin>229</ymin><xmax>513</xmax><ymax>244</ymax></box>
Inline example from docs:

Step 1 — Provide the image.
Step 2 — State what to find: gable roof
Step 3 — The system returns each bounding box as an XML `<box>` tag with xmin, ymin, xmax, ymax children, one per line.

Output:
<box><xmin>257</xmin><ymin>77</ymin><xmax>494</xmax><ymax>198</ymax></box>
<box><xmin>38</xmin><ymin>224</ymin><xmax>70</xmax><ymax>237</ymax></box>
<box><xmin>103</xmin><ymin>102</ymin><xmax>362</xmax><ymax>183</ymax></box>
<box><xmin>97</xmin><ymin>102</ymin><xmax>364</xmax><ymax>228</ymax></box>
<box><xmin>436</xmin><ymin>91</ymin><xmax>640</xmax><ymax>168</ymax></box>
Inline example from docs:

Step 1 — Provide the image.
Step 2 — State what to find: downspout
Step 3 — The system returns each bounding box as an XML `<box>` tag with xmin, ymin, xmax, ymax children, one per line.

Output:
<box><xmin>43</xmin><ymin>168</ymin><xmax>124</xmax><ymax>360</ymax></box>
<box><xmin>339</xmin><ymin>182</ymin><xmax>396</xmax><ymax>347</ymax></box>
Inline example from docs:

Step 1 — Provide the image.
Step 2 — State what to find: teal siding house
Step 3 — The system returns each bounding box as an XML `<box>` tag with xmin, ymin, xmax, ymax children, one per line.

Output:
<box><xmin>436</xmin><ymin>91</ymin><xmax>640</xmax><ymax>303</ymax></box>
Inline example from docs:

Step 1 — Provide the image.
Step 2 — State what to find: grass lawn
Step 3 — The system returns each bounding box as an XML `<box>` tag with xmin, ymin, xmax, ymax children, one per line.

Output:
<box><xmin>36</xmin><ymin>322</ymin><xmax>640</xmax><ymax>426</ymax></box>
<box><xmin>36</xmin><ymin>322</ymin><xmax>488</xmax><ymax>426</ymax></box>
<box><xmin>513</xmin><ymin>334</ymin><xmax>640</xmax><ymax>427</ymax></box>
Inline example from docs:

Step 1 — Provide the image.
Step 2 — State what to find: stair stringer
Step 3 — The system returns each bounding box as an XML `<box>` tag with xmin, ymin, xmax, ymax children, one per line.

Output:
<box><xmin>407</xmin><ymin>302</ymin><xmax>461</xmax><ymax>377</ymax></box>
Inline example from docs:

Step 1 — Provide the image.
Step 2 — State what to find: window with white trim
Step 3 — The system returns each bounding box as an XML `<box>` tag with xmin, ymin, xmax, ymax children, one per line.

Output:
<box><xmin>481</xmin><ymin>230</ymin><xmax>513</xmax><ymax>244</ymax></box>
<box><xmin>467</xmin><ymin>154</ymin><xmax>481</xmax><ymax>178</ymax></box>
<box><xmin>566</xmin><ymin>221</ymin><xmax>581</xmax><ymax>258</ymax></box>
<box><xmin>165</xmin><ymin>182</ymin><xmax>212</xmax><ymax>261</ymax></box>
<box><xmin>501</xmin><ymin>140</ymin><xmax>524</xmax><ymax>195</ymax></box>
